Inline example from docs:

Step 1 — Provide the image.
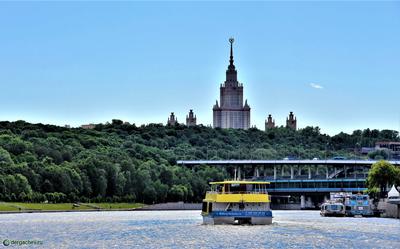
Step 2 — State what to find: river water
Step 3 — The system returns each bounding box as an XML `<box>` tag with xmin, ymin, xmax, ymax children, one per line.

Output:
<box><xmin>0</xmin><ymin>210</ymin><xmax>399</xmax><ymax>248</ymax></box>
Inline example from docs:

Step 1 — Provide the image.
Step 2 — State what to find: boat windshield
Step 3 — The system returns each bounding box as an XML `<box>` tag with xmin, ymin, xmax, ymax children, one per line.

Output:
<box><xmin>350</xmin><ymin>196</ymin><xmax>368</xmax><ymax>201</ymax></box>
<box><xmin>329</xmin><ymin>205</ymin><xmax>342</xmax><ymax>211</ymax></box>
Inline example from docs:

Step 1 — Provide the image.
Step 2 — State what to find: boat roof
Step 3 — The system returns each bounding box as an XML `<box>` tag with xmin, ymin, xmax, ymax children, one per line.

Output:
<box><xmin>209</xmin><ymin>180</ymin><xmax>270</xmax><ymax>185</ymax></box>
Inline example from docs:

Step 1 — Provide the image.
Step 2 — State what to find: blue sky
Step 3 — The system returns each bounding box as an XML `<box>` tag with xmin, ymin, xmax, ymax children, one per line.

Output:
<box><xmin>0</xmin><ymin>1</ymin><xmax>399</xmax><ymax>135</ymax></box>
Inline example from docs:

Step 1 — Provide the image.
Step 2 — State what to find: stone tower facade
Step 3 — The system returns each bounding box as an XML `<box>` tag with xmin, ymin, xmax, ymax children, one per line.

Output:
<box><xmin>167</xmin><ymin>112</ymin><xmax>178</xmax><ymax>126</ymax></box>
<box><xmin>286</xmin><ymin>111</ymin><xmax>297</xmax><ymax>130</ymax></box>
<box><xmin>265</xmin><ymin>114</ymin><xmax>275</xmax><ymax>130</ymax></box>
<box><xmin>186</xmin><ymin>109</ymin><xmax>197</xmax><ymax>127</ymax></box>
<box><xmin>213</xmin><ymin>38</ymin><xmax>250</xmax><ymax>129</ymax></box>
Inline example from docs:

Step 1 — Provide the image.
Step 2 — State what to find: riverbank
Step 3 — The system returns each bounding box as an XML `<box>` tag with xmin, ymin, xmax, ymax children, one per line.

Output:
<box><xmin>139</xmin><ymin>202</ymin><xmax>201</xmax><ymax>210</ymax></box>
<box><xmin>0</xmin><ymin>202</ymin><xmax>144</xmax><ymax>214</ymax></box>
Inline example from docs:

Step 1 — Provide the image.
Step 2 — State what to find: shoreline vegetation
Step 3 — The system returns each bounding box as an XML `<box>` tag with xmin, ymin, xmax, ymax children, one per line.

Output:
<box><xmin>0</xmin><ymin>202</ymin><xmax>144</xmax><ymax>213</ymax></box>
<box><xmin>1</xmin><ymin>120</ymin><xmax>399</xmax><ymax>205</ymax></box>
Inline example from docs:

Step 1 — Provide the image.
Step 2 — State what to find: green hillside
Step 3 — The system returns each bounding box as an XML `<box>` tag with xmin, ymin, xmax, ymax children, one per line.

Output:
<box><xmin>0</xmin><ymin>120</ymin><xmax>398</xmax><ymax>203</ymax></box>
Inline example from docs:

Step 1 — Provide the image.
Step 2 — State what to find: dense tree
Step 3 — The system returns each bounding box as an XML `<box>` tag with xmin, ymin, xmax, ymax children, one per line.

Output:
<box><xmin>368</xmin><ymin>149</ymin><xmax>390</xmax><ymax>160</ymax></box>
<box><xmin>367</xmin><ymin>160</ymin><xmax>398</xmax><ymax>197</ymax></box>
<box><xmin>0</xmin><ymin>120</ymin><xmax>399</xmax><ymax>203</ymax></box>
<box><xmin>395</xmin><ymin>170</ymin><xmax>400</xmax><ymax>189</ymax></box>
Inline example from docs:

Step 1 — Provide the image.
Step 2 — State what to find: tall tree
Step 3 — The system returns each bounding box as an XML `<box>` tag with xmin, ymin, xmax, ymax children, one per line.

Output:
<box><xmin>367</xmin><ymin>160</ymin><xmax>397</xmax><ymax>197</ymax></box>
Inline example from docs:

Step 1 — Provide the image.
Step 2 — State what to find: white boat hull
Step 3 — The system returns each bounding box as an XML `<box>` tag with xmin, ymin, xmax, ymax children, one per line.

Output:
<box><xmin>203</xmin><ymin>216</ymin><xmax>272</xmax><ymax>225</ymax></box>
<box><xmin>202</xmin><ymin>210</ymin><xmax>272</xmax><ymax>225</ymax></box>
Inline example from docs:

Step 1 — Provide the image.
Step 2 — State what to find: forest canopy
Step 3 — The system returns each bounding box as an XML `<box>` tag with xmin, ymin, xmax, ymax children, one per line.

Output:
<box><xmin>0</xmin><ymin>120</ymin><xmax>398</xmax><ymax>204</ymax></box>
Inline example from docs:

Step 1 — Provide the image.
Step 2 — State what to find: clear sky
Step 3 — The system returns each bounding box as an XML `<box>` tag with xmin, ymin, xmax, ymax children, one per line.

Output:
<box><xmin>0</xmin><ymin>1</ymin><xmax>399</xmax><ymax>135</ymax></box>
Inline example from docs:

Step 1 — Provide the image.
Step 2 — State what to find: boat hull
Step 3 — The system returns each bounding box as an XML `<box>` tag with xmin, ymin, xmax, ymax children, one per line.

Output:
<box><xmin>202</xmin><ymin>211</ymin><xmax>272</xmax><ymax>225</ymax></box>
<box><xmin>320</xmin><ymin>211</ymin><xmax>345</xmax><ymax>217</ymax></box>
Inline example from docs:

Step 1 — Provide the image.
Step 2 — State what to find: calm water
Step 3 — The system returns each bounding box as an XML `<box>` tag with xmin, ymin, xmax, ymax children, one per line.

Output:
<box><xmin>0</xmin><ymin>210</ymin><xmax>399</xmax><ymax>248</ymax></box>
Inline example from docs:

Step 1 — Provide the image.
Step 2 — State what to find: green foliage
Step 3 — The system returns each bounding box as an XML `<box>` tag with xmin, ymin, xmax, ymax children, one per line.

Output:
<box><xmin>364</xmin><ymin>186</ymin><xmax>379</xmax><ymax>197</ymax></box>
<box><xmin>0</xmin><ymin>121</ymin><xmax>399</xmax><ymax>204</ymax></box>
<box><xmin>368</xmin><ymin>149</ymin><xmax>390</xmax><ymax>160</ymax></box>
<box><xmin>394</xmin><ymin>166</ymin><xmax>400</xmax><ymax>190</ymax></box>
<box><xmin>0</xmin><ymin>147</ymin><xmax>14</xmax><ymax>170</ymax></box>
<box><xmin>367</xmin><ymin>160</ymin><xmax>399</xmax><ymax>197</ymax></box>
<box><xmin>168</xmin><ymin>185</ymin><xmax>189</xmax><ymax>202</ymax></box>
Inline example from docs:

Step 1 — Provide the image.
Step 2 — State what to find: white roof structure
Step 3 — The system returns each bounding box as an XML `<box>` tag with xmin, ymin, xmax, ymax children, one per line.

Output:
<box><xmin>388</xmin><ymin>185</ymin><xmax>400</xmax><ymax>198</ymax></box>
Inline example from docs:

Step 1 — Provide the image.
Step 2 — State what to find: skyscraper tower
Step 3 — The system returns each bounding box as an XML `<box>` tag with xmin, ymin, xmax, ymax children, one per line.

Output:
<box><xmin>213</xmin><ymin>38</ymin><xmax>250</xmax><ymax>129</ymax></box>
<box><xmin>186</xmin><ymin>109</ymin><xmax>197</xmax><ymax>127</ymax></box>
<box><xmin>286</xmin><ymin>111</ymin><xmax>297</xmax><ymax>130</ymax></box>
<box><xmin>265</xmin><ymin>114</ymin><xmax>275</xmax><ymax>130</ymax></box>
<box><xmin>167</xmin><ymin>112</ymin><xmax>178</xmax><ymax>126</ymax></box>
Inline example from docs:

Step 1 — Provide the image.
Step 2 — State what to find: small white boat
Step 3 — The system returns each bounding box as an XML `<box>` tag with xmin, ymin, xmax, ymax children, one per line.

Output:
<box><xmin>320</xmin><ymin>201</ymin><xmax>345</xmax><ymax>217</ymax></box>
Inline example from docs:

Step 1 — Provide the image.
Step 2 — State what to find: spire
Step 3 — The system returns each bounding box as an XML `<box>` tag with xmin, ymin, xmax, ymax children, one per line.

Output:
<box><xmin>226</xmin><ymin>37</ymin><xmax>237</xmax><ymax>83</ymax></box>
<box><xmin>229</xmin><ymin>37</ymin><xmax>234</xmax><ymax>67</ymax></box>
<box><xmin>228</xmin><ymin>37</ymin><xmax>235</xmax><ymax>70</ymax></box>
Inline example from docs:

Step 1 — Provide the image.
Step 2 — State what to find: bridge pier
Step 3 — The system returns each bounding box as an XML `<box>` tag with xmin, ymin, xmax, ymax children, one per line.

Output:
<box><xmin>308</xmin><ymin>166</ymin><xmax>311</xmax><ymax>179</ymax></box>
<box><xmin>254</xmin><ymin>167</ymin><xmax>259</xmax><ymax>178</ymax></box>
<box><xmin>326</xmin><ymin>166</ymin><xmax>329</xmax><ymax>179</ymax></box>
<box><xmin>307</xmin><ymin>197</ymin><xmax>313</xmax><ymax>208</ymax></box>
<box><xmin>273</xmin><ymin>166</ymin><xmax>277</xmax><ymax>180</ymax></box>
<box><xmin>301</xmin><ymin>195</ymin><xmax>305</xmax><ymax>209</ymax></box>
<box><xmin>290</xmin><ymin>166</ymin><xmax>294</xmax><ymax>179</ymax></box>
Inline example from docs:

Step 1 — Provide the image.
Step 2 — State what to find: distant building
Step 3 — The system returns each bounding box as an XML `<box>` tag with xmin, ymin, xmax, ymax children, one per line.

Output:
<box><xmin>286</xmin><ymin>112</ymin><xmax>297</xmax><ymax>130</ymax></box>
<box><xmin>81</xmin><ymin>124</ymin><xmax>95</xmax><ymax>129</ymax></box>
<box><xmin>265</xmin><ymin>114</ymin><xmax>275</xmax><ymax>130</ymax></box>
<box><xmin>375</xmin><ymin>141</ymin><xmax>400</xmax><ymax>154</ymax></box>
<box><xmin>213</xmin><ymin>38</ymin><xmax>250</xmax><ymax>129</ymax></box>
<box><xmin>64</xmin><ymin>125</ymin><xmax>71</xmax><ymax>128</ymax></box>
<box><xmin>167</xmin><ymin>112</ymin><xmax>178</xmax><ymax>126</ymax></box>
<box><xmin>186</xmin><ymin>109</ymin><xmax>197</xmax><ymax>127</ymax></box>
<box><xmin>361</xmin><ymin>147</ymin><xmax>375</xmax><ymax>155</ymax></box>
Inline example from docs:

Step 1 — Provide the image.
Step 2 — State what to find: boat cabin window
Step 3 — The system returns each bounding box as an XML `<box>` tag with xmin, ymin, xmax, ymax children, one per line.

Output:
<box><xmin>210</xmin><ymin>185</ymin><xmax>219</xmax><ymax>192</ymax></box>
<box><xmin>351</xmin><ymin>195</ymin><xmax>368</xmax><ymax>201</ymax></box>
<box><xmin>225</xmin><ymin>184</ymin><xmax>248</xmax><ymax>193</ymax></box>
<box><xmin>330</xmin><ymin>205</ymin><xmax>339</xmax><ymax>210</ymax></box>
<box><xmin>214</xmin><ymin>182</ymin><xmax>268</xmax><ymax>193</ymax></box>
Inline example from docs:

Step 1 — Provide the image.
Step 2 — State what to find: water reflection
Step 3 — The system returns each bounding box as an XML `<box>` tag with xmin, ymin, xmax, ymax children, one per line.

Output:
<box><xmin>0</xmin><ymin>211</ymin><xmax>399</xmax><ymax>248</ymax></box>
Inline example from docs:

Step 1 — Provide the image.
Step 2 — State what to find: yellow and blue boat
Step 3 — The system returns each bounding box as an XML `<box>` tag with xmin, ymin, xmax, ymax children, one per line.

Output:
<box><xmin>201</xmin><ymin>180</ymin><xmax>272</xmax><ymax>225</ymax></box>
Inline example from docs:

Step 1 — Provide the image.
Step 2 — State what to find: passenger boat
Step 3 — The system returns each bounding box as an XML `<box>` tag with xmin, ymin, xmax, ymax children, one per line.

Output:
<box><xmin>320</xmin><ymin>201</ymin><xmax>346</xmax><ymax>217</ymax></box>
<box><xmin>345</xmin><ymin>194</ymin><xmax>374</xmax><ymax>217</ymax></box>
<box><xmin>201</xmin><ymin>180</ymin><xmax>272</xmax><ymax>225</ymax></box>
